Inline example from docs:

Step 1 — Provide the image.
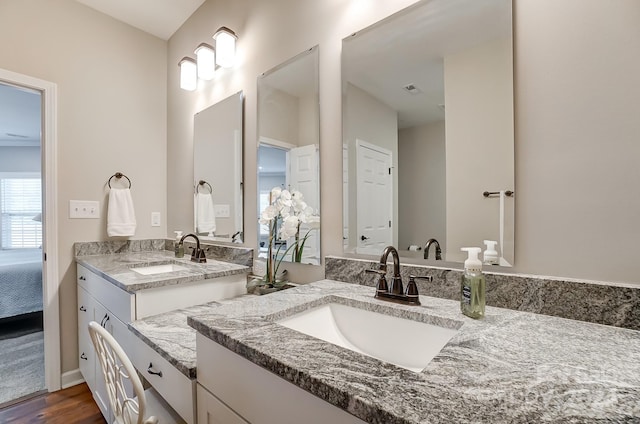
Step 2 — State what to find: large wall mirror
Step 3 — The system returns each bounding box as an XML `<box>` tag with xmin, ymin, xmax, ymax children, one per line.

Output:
<box><xmin>193</xmin><ymin>91</ymin><xmax>244</xmax><ymax>243</ymax></box>
<box><xmin>257</xmin><ymin>46</ymin><xmax>321</xmax><ymax>265</ymax></box>
<box><xmin>342</xmin><ymin>0</ymin><xmax>514</xmax><ymax>266</ymax></box>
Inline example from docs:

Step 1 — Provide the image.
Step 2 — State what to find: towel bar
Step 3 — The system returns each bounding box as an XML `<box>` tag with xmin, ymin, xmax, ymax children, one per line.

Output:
<box><xmin>108</xmin><ymin>172</ymin><xmax>132</xmax><ymax>189</ymax></box>
<box><xmin>196</xmin><ymin>180</ymin><xmax>213</xmax><ymax>194</ymax></box>
<box><xmin>483</xmin><ymin>190</ymin><xmax>513</xmax><ymax>198</ymax></box>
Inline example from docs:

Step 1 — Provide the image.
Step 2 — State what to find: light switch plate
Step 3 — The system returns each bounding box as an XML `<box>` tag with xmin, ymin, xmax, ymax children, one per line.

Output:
<box><xmin>69</xmin><ymin>200</ymin><xmax>100</xmax><ymax>219</ymax></box>
<box><xmin>151</xmin><ymin>212</ymin><xmax>161</xmax><ymax>227</ymax></box>
<box><xmin>214</xmin><ymin>204</ymin><xmax>230</xmax><ymax>218</ymax></box>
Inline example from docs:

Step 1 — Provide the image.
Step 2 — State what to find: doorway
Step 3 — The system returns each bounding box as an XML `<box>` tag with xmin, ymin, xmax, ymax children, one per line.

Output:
<box><xmin>0</xmin><ymin>68</ymin><xmax>60</xmax><ymax>405</ymax></box>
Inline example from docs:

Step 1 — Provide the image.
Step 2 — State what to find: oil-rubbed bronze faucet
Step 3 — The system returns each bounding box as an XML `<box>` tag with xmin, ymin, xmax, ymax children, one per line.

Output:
<box><xmin>423</xmin><ymin>238</ymin><xmax>442</xmax><ymax>260</ymax></box>
<box><xmin>178</xmin><ymin>233</ymin><xmax>207</xmax><ymax>263</ymax></box>
<box><xmin>365</xmin><ymin>246</ymin><xmax>432</xmax><ymax>305</ymax></box>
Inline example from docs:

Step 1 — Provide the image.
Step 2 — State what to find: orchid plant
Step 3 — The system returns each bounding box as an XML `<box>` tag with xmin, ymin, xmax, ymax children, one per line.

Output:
<box><xmin>250</xmin><ymin>187</ymin><xmax>320</xmax><ymax>290</ymax></box>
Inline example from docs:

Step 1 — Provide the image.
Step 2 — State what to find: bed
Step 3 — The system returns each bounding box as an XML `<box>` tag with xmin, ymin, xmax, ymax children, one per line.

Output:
<box><xmin>0</xmin><ymin>248</ymin><xmax>43</xmax><ymax>320</ymax></box>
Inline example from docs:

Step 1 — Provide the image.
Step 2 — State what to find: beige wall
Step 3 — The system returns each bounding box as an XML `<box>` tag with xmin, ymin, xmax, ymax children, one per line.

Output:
<box><xmin>167</xmin><ymin>0</ymin><xmax>418</xmax><ymax>283</ymax></box>
<box><xmin>398</xmin><ymin>121</ymin><xmax>446</xmax><ymax>253</ymax></box>
<box><xmin>444</xmin><ymin>36</ymin><xmax>514</xmax><ymax>263</ymax></box>
<box><xmin>168</xmin><ymin>0</ymin><xmax>640</xmax><ymax>285</ymax></box>
<box><xmin>0</xmin><ymin>0</ymin><xmax>167</xmax><ymax>375</ymax></box>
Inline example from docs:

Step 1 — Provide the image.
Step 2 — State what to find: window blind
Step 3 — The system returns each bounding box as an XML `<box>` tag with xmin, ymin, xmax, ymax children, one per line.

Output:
<box><xmin>0</xmin><ymin>177</ymin><xmax>42</xmax><ymax>249</ymax></box>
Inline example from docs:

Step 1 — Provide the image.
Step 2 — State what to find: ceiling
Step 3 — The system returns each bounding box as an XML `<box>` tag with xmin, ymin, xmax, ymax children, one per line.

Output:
<box><xmin>75</xmin><ymin>0</ymin><xmax>205</xmax><ymax>40</ymax></box>
<box><xmin>0</xmin><ymin>83</ymin><xmax>41</xmax><ymax>147</ymax></box>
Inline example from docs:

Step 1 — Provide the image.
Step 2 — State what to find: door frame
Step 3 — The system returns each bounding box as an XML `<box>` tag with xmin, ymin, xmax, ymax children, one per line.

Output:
<box><xmin>0</xmin><ymin>68</ymin><xmax>60</xmax><ymax>392</ymax></box>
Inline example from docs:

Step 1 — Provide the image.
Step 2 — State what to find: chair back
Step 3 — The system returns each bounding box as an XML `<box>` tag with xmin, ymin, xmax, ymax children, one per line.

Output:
<box><xmin>88</xmin><ymin>321</ymin><xmax>147</xmax><ymax>424</ymax></box>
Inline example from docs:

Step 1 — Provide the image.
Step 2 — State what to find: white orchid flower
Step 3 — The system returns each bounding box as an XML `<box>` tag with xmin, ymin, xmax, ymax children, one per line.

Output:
<box><xmin>259</xmin><ymin>204</ymin><xmax>279</xmax><ymax>224</ymax></box>
<box><xmin>279</xmin><ymin>215</ymin><xmax>300</xmax><ymax>239</ymax></box>
<box><xmin>271</xmin><ymin>186</ymin><xmax>282</xmax><ymax>198</ymax></box>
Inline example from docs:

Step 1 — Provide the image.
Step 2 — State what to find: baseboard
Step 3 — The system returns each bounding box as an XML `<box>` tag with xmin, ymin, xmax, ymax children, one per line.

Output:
<box><xmin>61</xmin><ymin>368</ymin><xmax>84</xmax><ymax>389</ymax></box>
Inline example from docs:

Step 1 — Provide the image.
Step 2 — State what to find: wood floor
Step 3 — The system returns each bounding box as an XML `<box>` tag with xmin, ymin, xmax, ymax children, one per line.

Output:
<box><xmin>0</xmin><ymin>383</ymin><xmax>106</xmax><ymax>424</ymax></box>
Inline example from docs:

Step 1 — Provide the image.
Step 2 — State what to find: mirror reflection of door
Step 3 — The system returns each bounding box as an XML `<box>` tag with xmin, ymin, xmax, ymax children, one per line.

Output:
<box><xmin>355</xmin><ymin>140</ymin><xmax>392</xmax><ymax>255</ymax></box>
<box><xmin>257</xmin><ymin>46</ymin><xmax>321</xmax><ymax>266</ymax></box>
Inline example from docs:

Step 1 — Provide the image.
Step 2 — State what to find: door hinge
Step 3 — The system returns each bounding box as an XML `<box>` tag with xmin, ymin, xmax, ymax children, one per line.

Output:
<box><xmin>389</xmin><ymin>220</ymin><xmax>391</xmax><ymax>228</ymax></box>
<box><xmin>388</xmin><ymin>168</ymin><xmax>391</xmax><ymax>175</ymax></box>
<box><xmin>44</xmin><ymin>252</ymin><xmax>47</xmax><ymax>261</ymax></box>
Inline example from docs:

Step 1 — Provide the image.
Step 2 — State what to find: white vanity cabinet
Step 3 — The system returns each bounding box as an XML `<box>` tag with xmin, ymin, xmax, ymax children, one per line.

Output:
<box><xmin>77</xmin><ymin>262</ymin><xmax>247</xmax><ymax>424</ymax></box>
<box><xmin>195</xmin><ymin>333</ymin><xmax>366</xmax><ymax>424</ymax></box>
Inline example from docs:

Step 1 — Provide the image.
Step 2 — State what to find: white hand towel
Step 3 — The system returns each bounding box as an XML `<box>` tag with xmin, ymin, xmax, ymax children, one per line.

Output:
<box><xmin>107</xmin><ymin>188</ymin><xmax>136</xmax><ymax>237</ymax></box>
<box><xmin>196</xmin><ymin>192</ymin><xmax>216</xmax><ymax>234</ymax></box>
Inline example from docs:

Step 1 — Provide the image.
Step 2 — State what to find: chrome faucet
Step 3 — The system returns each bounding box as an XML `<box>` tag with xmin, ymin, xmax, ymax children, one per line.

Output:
<box><xmin>178</xmin><ymin>233</ymin><xmax>207</xmax><ymax>263</ymax></box>
<box><xmin>423</xmin><ymin>238</ymin><xmax>442</xmax><ymax>260</ymax></box>
<box><xmin>365</xmin><ymin>245</ymin><xmax>432</xmax><ymax>305</ymax></box>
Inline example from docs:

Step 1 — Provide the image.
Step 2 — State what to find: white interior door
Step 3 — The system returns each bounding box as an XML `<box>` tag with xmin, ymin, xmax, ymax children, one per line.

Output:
<box><xmin>356</xmin><ymin>140</ymin><xmax>392</xmax><ymax>254</ymax></box>
<box><xmin>342</xmin><ymin>145</ymin><xmax>349</xmax><ymax>248</ymax></box>
<box><xmin>288</xmin><ymin>144</ymin><xmax>320</xmax><ymax>263</ymax></box>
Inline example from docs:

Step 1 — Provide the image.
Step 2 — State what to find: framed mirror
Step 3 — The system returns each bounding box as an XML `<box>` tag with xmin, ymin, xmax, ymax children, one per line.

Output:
<box><xmin>342</xmin><ymin>0</ymin><xmax>514</xmax><ymax>266</ymax></box>
<box><xmin>257</xmin><ymin>46</ymin><xmax>321</xmax><ymax>265</ymax></box>
<box><xmin>193</xmin><ymin>91</ymin><xmax>244</xmax><ymax>243</ymax></box>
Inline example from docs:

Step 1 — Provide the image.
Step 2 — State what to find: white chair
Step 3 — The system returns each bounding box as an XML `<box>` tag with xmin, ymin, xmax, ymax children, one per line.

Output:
<box><xmin>88</xmin><ymin>321</ymin><xmax>185</xmax><ymax>424</ymax></box>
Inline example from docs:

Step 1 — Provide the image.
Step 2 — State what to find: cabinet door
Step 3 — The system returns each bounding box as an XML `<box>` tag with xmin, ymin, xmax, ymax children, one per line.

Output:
<box><xmin>197</xmin><ymin>384</ymin><xmax>248</xmax><ymax>424</ymax></box>
<box><xmin>77</xmin><ymin>286</ymin><xmax>95</xmax><ymax>391</ymax></box>
<box><xmin>92</xmin><ymin>302</ymin><xmax>112</xmax><ymax>423</ymax></box>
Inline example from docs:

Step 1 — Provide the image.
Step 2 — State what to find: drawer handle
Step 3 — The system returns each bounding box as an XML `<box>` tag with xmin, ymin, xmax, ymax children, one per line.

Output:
<box><xmin>100</xmin><ymin>314</ymin><xmax>110</xmax><ymax>327</ymax></box>
<box><xmin>79</xmin><ymin>276</ymin><xmax>86</xmax><ymax>281</ymax></box>
<box><xmin>147</xmin><ymin>363</ymin><xmax>163</xmax><ymax>378</ymax></box>
<box><xmin>79</xmin><ymin>306</ymin><xmax>86</xmax><ymax>312</ymax></box>
<box><xmin>80</xmin><ymin>352</ymin><xmax>88</xmax><ymax>360</ymax></box>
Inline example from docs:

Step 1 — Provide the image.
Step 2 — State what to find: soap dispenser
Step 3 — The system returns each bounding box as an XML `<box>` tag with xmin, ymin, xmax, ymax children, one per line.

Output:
<box><xmin>174</xmin><ymin>231</ymin><xmax>184</xmax><ymax>258</ymax></box>
<box><xmin>483</xmin><ymin>240</ymin><xmax>499</xmax><ymax>265</ymax></box>
<box><xmin>460</xmin><ymin>247</ymin><xmax>486</xmax><ymax>319</ymax></box>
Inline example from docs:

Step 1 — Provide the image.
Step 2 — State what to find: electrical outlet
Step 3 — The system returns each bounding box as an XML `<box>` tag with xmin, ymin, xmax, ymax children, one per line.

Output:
<box><xmin>214</xmin><ymin>204</ymin><xmax>230</xmax><ymax>218</ymax></box>
<box><xmin>151</xmin><ymin>212</ymin><xmax>161</xmax><ymax>227</ymax></box>
<box><xmin>69</xmin><ymin>200</ymin><xmax>100</xmax><ymax>219</ymax></box>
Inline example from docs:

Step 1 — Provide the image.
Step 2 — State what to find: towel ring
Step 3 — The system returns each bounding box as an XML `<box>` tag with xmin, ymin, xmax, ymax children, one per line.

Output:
<box><xmin>483</xmin><ymin>190</ymin><xmax>513</xmax><ymax>198</ymax></box>
<box><xmin>108</xmin><ymin>172</ymin><xmax>132</xmax><ymax>189</ymax></box>
<box><xmin>196</xmin><ymin>180</ymin><xmax>213</xmax><ymax>194</ymax></box>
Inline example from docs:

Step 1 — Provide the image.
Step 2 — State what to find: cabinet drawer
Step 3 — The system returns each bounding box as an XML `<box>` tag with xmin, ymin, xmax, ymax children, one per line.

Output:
<box><xmin>77</xmin><ymin>264</ymin><xmax>134</xmax><ymax>322</ymax></box>
<box><xmin>197</xmin><ymin>384</ymin><xmax>248</xmax><ymax>424</ymax></box>
<box><xmin>128</xmin><ymin>333</ymin><xmax>196</xmax><ymax>424</ymax></box>
<box><xmin>77</xmin><ymin>286</ymin><xmax>95</xmax><ymax>391</ymax></box>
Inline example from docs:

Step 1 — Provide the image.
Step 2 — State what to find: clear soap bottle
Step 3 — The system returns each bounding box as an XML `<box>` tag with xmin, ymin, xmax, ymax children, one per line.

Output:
<box><xmin>460</xmin><ymin>247</ymin><xmax>485</xmax><ymax>319</ymax></box>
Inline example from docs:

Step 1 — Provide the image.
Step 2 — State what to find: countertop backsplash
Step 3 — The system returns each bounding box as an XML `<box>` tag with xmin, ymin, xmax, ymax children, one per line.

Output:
<box><xmin>325</xmin><ymin>256</ymin><xmax>640</xmax><ymax>331</ymax></box>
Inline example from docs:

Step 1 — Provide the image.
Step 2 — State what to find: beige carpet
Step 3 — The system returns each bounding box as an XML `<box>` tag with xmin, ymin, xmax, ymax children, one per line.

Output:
<box><xmin>0</xmin><ymin>331</ymin><xmax>45</xmax><ymax>406</ymax></box>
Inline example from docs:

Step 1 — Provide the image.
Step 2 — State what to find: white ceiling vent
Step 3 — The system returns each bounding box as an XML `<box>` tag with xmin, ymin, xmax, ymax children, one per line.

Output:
<box><xmin>402</xmin><ymin>83</ymin><xmax>422</xmax><ymax>95</ymax></box>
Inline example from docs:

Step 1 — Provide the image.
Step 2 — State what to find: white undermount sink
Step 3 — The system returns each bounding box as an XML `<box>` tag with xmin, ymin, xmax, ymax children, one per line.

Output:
<box><xmin>130</xmin><ymin>263</ymin><xmax>189</xmax><ymax>275</ymax></box>
<box><xmin>277</xmin><ymin>302</ymin><xmax>459</xmax><ymax>372</ymax></box>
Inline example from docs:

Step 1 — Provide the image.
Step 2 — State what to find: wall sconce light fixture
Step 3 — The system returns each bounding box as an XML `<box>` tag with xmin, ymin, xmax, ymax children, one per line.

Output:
<box><xmin>195</xmin><ymin>43</ymin><xmax>215</xmax><ymax>80</ymax></box>
<box><xmin>179</xmin><ymin>57</ymin><xmax>197</xmax><ymax>91</ymax></box>
<box><xmin>213</xmin><ymin>27</ymin><xmax>237</xmax><ymax>68</ymax></box>
<box><xmin>180</xmin><ymin>27</ymin><xmax>237</xmax><ymax>90</ymax></box>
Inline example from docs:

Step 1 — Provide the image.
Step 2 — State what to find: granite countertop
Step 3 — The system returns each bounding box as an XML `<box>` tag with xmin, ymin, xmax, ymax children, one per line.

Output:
<box><xmin>128</xmin><ymin>302</ymin><xmax>220</xmax><ymax>379</ymax></box>
<box><xmin>188</xmin><ymin>280</ymin><xmax>640</xmax><ymax>423</ymax></box>
<box><xmin>76</xmin><ymin>250</ymin><xmax>250</xmax><ymax>292</ymax></box>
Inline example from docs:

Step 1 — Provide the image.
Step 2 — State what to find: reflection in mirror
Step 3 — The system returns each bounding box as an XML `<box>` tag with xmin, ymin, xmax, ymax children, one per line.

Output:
<box><xmin>257</xmin><ymin>46</ymin><xmax>320</xmax><ymax>265</ymax></box>
<box><xmin>193</xmin><ymin>91</ymin><xmax>244</xmax><ymax>243</ymax></box>
<box><xmin>343</xmin><ymin>0</ymin><xmax>514</xmax><ymax>266</ymax></box>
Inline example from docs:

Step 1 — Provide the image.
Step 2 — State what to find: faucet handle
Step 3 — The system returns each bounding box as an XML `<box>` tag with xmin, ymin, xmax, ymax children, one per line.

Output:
<box><xmin>406</xmin><ymin>275</ymin><xmax>432</xmax><ymax>301</ymax></box>
<box><xmin>365</xmin><ymin>268</ymin><xmax>389</xmax><ymax>293</ymax></box>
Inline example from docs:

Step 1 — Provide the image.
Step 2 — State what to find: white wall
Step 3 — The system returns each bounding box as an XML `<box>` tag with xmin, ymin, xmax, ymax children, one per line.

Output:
<box><xmin>0</xmin><ymin>0</ymin><xmax>167</xmax><ymax>374</ymax></box>
<box><xmin>398</xmin><ymin>122</ymin><xmax>446</xmax><ymax>253</ymax></box>
<box><xmin>0</xmin><ymin>146</ymin><xmax>41</xmax><ymax>172</ymax></box>
<box><xmin>168</xmin><ymin>0</ymin><xmax>640</xmax><ymax>285</ymax></box>
<box><xmin>444</xmin><ymin>36</ymin><xmax>514</xmax><ymax>263</ymax></box>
